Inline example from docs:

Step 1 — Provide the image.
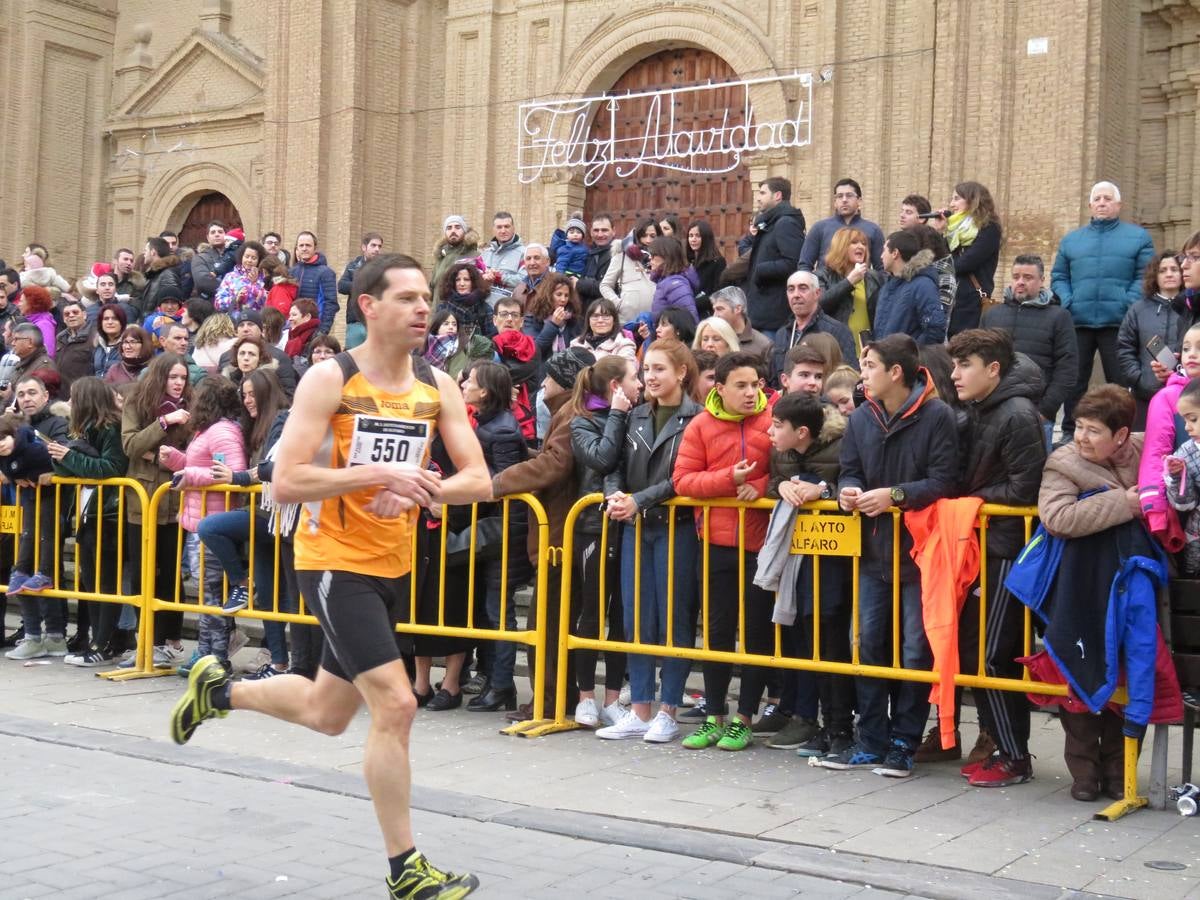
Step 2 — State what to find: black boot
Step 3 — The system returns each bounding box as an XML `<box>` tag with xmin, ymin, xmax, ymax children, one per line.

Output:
<box><xmin>467</xmin><ymin>685</ymin><xmax>517</xmax><ymax>712</ymax></box>
<box><xmin>425</xmin><ymin>688</ymin><xmax>463</xmax><ymax>712</ymax></box>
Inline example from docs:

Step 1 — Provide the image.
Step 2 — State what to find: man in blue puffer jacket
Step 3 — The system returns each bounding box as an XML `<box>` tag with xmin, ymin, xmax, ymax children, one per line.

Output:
<box><xmin>1051</xmin><ymin>181</ymin><xmax>1154</xmax><ymax>437</ymax></box>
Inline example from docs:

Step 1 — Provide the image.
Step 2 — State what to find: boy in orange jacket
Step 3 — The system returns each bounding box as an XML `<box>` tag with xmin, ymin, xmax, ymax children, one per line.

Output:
<box><xmin>673</xmin><ymin>351</ymin><xmax>773</xmax><ymax>752</ymax></box>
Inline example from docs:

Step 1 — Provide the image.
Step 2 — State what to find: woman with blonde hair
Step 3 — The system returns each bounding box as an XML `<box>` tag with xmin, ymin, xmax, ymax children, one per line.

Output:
<box><xmin>692</xmin><ymin>316</ymin><xmax>740</xmax><ymax>356</ymax></box>
<box><xmin>192</xmin><ymin>312</ymin><xmax>237</xmax><ymax>375</ymax></box>
<box><xmin>816</xmin><ymin>227</ymin><xmax>883</xmax><ymax>341</ymax></box>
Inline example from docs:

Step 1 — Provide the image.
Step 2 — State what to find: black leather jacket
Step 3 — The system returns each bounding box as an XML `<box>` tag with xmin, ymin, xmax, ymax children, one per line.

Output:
<box><xmin>570</xmin><ymin>407</ymin><xmax>629</xmax><ymax>534</ymax></box>
<box><xmin>604</xmin><ymin>397</ymin><xmax>703</xmax><ymax>528</ymax></box>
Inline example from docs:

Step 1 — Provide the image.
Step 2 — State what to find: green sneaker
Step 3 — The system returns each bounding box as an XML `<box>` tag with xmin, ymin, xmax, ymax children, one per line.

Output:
<box><xmin>681</xmin><ymin>716</ymin><xmax>725</xmax><ymax>749</ymax></box>
<box><xmin>717</xmin><ymin>719</ymin><xmax>754</xmax><ymax>751</ymax></box>
<box><xmin>169</xmin><ymin>655</ymin><xmax>229</xmax><ymax>745</ymax></box>
<box><xmin>386</xmin><ymin>851</ymin><xmax>480</xmax><ymax>898</ymax></box>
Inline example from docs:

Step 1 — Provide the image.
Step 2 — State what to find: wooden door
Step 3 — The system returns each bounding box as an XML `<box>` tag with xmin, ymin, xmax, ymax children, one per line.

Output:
<box><xmin>583</xmin><ymin>48</ymin><xmax>751</xmax><ymax>261</ymax></box>
<box><xmin>179</xmin><ymin>193</ymin><xmax>243</xmax><ymax>249</ymax></box>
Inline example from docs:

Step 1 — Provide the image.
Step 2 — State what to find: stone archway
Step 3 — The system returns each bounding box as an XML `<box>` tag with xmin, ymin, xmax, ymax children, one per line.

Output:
<box><xmin>143</xmin><ymin>161</ymin><xmax>256</xmax><ymax>248</ymax></box>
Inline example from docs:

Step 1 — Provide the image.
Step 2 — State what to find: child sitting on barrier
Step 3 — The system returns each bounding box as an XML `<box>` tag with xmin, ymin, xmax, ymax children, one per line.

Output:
<box><xmin>159</xmin><ymin>376</ymin><xmax>247</xmax><ymax>674</ymax></box>
<box><xmin>0</xmin><ymin>413</ymin><xmax>63</xmax><ymax>660</ymax></box>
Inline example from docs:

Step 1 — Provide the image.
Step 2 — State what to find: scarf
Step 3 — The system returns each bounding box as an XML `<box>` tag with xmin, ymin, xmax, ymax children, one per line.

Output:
<box><xmin>423</xmin><ymin>332</ymin><xmax>458</xmax><ymax>369</ymax></box>
<box><xmin>945</xmin><ymin>211</ymin><xmax>979</xmax><ymax>253</ymax></box>
<box><xmin>493</xmin><ymin>329</ymin><xmax>536</xmax><ymax>362</ymax></box>
<box><xmin>704</xmin><ymin>387</ymin><xmax>767</xmax><ymax>421</ymax></box>
<box><xmin>584</xmin><ymin>392</ymin><xmax>609</xmax><ymax>412</ymax></box>
<box><xmin>284</xmin><ymin>317</ymin><xmax>320</xmax><ymax>358</ymax></box>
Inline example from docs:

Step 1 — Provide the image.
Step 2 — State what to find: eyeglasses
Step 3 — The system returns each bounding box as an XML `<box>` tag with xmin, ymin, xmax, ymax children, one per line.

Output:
<box><xmin>1177</xmin><ymin>253</ymin><xmax>1200</xmax><ymax>266</ymax></box>
<box><xmin>121</xmin><ymin>338</ymin><xmax>143</xmax><ymax>345</ymax></box>
<box><xmin>495</xmin><ymin>311</ymin><xmax>521</xmax><ymax>320</ymax></box>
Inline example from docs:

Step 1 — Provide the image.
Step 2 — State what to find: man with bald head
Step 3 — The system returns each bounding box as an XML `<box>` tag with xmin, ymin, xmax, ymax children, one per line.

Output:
<box><xmin>771</xmin><ymin>271</ymin><xmax>856</xmax><ymax>380</ymax></box>
<box><xmin>1051</xmin><ymin>181</ymin><xmax>1155</xmax><ymax>437</ymax></box>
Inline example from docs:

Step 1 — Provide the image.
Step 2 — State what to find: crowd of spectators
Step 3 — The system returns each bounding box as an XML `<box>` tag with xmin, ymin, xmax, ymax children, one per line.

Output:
<box><xmin>0</xmin><ymin>176</ymin><xmax>1195</xmax><ymax>805</ymax></box>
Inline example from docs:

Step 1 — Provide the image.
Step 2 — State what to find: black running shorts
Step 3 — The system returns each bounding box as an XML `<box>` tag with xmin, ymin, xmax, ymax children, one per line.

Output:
<box><xmin>296</xmin><ymin>569</ymin><xmax>413</xmax><ymax>682</ymax></box>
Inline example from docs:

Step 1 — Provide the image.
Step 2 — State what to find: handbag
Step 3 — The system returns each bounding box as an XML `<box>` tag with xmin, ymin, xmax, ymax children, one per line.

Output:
<box><xmin>969</xmin><ymin>273</ymin><xmax>1001</xmax><ymax>312</ymax></box>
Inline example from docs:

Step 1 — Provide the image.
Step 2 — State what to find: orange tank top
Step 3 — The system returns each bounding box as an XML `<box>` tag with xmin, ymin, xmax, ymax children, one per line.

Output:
<box><xmin>294</xmin><ymin>353</ymin><xmax>440</xmax><ymax>578</ymax></box>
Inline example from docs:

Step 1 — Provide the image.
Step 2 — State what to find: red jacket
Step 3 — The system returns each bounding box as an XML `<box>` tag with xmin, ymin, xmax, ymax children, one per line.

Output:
<box><xmin>672</xmin><ymin>397</ymin><xmax>772</xmax><ymax>551</ymax></box>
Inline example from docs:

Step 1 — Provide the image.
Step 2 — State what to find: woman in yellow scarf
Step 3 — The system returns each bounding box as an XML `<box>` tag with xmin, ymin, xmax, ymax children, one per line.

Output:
<box><xmin>934</xmin><ymin>181</ymin><xmax>1002</xmax><ymax>337</ymax></box>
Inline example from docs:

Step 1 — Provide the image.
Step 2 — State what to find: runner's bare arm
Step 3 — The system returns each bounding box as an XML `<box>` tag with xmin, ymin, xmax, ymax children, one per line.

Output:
<box><xmin>430</xmin><ymin>367</ymin><xmax>492</xmax><ymax>505</ymax></box>
<box><xmin>272</xmin><ymin>360</ymin><xmax>439</xmax><ymax>504</ymax></box>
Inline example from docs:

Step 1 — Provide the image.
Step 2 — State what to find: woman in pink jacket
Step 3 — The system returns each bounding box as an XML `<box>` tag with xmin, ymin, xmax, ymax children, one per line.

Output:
<box><xmin>159</xmin><ymin>376</ymin><xmax>248</xmax><ymax>672</ymax></box>
<box><xmin>1138</xmin><ymin>320</ymin><xmax>1200</xmax><ymax>551</ymax></box>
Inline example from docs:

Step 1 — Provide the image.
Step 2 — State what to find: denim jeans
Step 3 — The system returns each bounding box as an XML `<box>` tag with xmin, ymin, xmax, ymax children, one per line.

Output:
<box><xmin>17</xmin><ymin>487</ymin><xmax>64</xmax><ymax>637</ymax></box>
<box><xmin>854</xmin><ymin>574</ymin><xmax>931</xmax><ymax>755</ymax></box>
<box><xmin>620</xmin><ymin>520</ymin><xmax>697</xmax><ymax>706</ymax></box>
<box><xmin>197</xmin><ymin>509</ymin><xmax>293</xmax><ymax>665</ymax></box>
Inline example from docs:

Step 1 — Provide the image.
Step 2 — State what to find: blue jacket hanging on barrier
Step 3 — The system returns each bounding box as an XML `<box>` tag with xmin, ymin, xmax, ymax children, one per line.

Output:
<box><xmin>1006</xmin><ymin>518</ymin><xmax>1167</xmax><ymax>737</ymax></box>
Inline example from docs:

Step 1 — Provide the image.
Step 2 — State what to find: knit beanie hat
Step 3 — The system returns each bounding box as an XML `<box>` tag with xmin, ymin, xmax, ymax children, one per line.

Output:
<box><xmin>443</xmin><ymin>214</ymin><xmax>468</xmax><ymax>231</ymax></box>
<box><xmin>544</xmin><ymin>347</ymin><xmax>596</xmax><ymax>390</ymax></box>
<box><xmin>565</xmin><ymin>217</ymin><xmax>586</xmax><ymax>235</ymax></box>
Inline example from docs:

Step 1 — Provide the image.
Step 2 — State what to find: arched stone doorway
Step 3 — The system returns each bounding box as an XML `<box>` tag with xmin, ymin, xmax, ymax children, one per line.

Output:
<box><xmin>583</xmin><ymin>48</ymin><xmax>751</xmax><ymax>260</ymax></box>
<box><xmin>179</xmin><ymin>192</ymin><xmax>243</xmax><ymax>247</ymax></box>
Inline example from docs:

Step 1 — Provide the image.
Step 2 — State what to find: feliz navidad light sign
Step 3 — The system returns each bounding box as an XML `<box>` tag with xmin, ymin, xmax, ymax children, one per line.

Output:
<box><xmin>517</xmin><ymin>72</ymin><xmax>813</xmax><ymax>185</ymax></box>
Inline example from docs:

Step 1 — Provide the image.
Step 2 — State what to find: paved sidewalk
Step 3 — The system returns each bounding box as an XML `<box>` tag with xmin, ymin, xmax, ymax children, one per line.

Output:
<box><xmin>1</xmin><ymin>621</ymin><xmax>1198</xmax><ymax>898</ymax></box>
<box><xmin>1</xmin><ymin>732</ymin><xmax>930</xmax><ymax>899</ymax></box>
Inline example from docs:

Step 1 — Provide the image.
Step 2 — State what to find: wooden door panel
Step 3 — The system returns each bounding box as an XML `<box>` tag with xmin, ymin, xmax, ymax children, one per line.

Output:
<box><xmin>583</xmin><ymin>48</ymin><xmax>749</xmax><ymax>261</ymax></box>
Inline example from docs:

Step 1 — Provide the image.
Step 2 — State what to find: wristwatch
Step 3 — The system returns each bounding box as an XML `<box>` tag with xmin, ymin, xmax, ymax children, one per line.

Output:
<box><xmin>890</xmin><ymin>486</ymin><xmax>906</xmax><ymax>507</ymax></box>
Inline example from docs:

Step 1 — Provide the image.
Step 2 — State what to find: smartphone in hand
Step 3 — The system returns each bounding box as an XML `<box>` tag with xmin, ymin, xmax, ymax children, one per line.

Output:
<box><xmin>1147</xmin><ymin>335</ymin><xmax>1179</xmax><ymax>370</ymax></box>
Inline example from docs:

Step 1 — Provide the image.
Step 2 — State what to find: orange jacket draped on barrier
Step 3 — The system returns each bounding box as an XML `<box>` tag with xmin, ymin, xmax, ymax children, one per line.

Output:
<box><xmin>905</xmin><ymin>497</ymin><xmax>984</xmax><ymax>750</ymax></box>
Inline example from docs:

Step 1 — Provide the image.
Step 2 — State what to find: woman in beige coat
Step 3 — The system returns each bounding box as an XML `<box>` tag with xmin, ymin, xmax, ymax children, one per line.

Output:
<box><xmin>1037</xmin><ymin>384</ymin><xmax>1144</xmax><ymax>801</ymax></box>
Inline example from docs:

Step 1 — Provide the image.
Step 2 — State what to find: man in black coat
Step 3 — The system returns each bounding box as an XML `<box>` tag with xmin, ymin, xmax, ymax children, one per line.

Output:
<box><xmin>338</xmin><ymin>232</ymin><xmax>383</xmax><ymax>328</ymax></box>
<box><xmin>945</xmin><ymin>328</ymin><xmax>1046</xmax><ymax>787</ymax></box>
<box><xmin>574</xmin><ymin>214</ymin><xmax>615</xmax><ymax>306</ymax></box>
<box><xmin>980</xmin><ymin>254</ymin><xmax>1077</xmax><ymax>443</ymax></box>
<box><xmin>825</xmin><ymin>334</ymin><xmax>958</xmax><ymax>778</ymax></box>
<box><xmin>744</xmin><ymin>177</ymin><xmax>807</xmax><ymax>333</ymax></box>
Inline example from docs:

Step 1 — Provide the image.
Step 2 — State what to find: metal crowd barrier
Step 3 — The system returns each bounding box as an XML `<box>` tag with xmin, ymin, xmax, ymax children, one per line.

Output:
<box><xmin>125</xmin><ymin>483</ymin><xmax>553</xmax><ymax>724</ymax></box>
<box><xmin>0</xmin><ymin>478</ymin><xmax>154</xmax><ymax>675</ymax></box>
<box><xmin>554</xmin><ymin>493</ymin><xmax>1147</xmax><ymax>821</ymax></box>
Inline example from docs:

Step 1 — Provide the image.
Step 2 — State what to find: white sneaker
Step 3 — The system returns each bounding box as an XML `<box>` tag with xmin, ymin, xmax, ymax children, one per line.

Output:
<box><xmin>5</xmin><ymin>637</ymin><xmax>46</xmax><ymax>660</ymax></box>
<box><xmin>152</xmin><ymin>644</ymin><xmax>186</xmax><ymax>667</ymax></box>
<box><xmin>574</xmin><ymin>698</ymin><xmax>600</xmax><ymax>728</ymax></box>
<box><xmin>42</xmin><ymin>634</ymin><xmax>68</xmax><ymax>657</ymax></box>
<box><xmin>643</xmin><ymin>710</ymin><xmax>681</xmax><ymax>743</ymax></box>
<box><xmin>596</xmin><ymin>709</ymin><xmax>651</xmax><ymax>740</ymax></box>
<box><xmin>618</xmin><ymin>683</ymin><xmax>631</xmax><ymax>706</ymax></box>
<box><xmin>600</xmin><ymin>700</ymin><xmax>624</xmax><ymax>727</ymax></box>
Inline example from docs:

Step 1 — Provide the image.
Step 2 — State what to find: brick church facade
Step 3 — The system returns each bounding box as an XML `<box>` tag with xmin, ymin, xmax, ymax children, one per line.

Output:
<box><xmin>2</xmin><ymin>0</ymin><xmax>1198</xmax><ymax>290</ymax></box>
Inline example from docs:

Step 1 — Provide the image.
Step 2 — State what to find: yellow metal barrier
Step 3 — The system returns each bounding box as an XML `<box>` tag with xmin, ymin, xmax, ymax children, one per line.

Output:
<box><xmin>0</xmin><ymin>478</ymin><xmax>154</xmax><ymax>676</ymax></box>
<box><xmin>555</xmin><ymin>493</ymin><xmax>1146</xmax><ymax>820</ymax></box>
<box><xmin>128</xmin><ymin>483</ymin><xmax>552</xmax><ymax>726</ymax></box>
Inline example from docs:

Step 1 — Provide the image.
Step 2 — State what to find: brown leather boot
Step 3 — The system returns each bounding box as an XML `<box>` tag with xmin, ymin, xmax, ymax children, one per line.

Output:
<box><xmin>914</xmin><ymin>725</ymin><xmax>962</xmax><ymax>762</ymax></box>
<box><xmin>965</xmin><ymin>729</ymin><xmax>997</xmax><ymax>765</ymax></box>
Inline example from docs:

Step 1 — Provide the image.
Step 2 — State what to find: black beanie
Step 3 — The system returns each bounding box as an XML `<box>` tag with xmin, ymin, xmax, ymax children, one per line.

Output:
<box><xmin>544</xmin><ymin>347</ymin><xmax>596</xmax><ymax>390</ymax></box>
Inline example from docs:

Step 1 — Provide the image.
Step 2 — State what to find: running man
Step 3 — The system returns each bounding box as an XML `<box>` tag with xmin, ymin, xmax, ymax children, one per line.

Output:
<box><xmin>170</xmin><ymin>253</ymin><xmax>491</xmax><ymax>898</ymax></box>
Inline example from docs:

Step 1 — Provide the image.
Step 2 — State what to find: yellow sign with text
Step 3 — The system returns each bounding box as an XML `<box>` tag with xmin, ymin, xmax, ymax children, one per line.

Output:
<box><xmin>0</xmin><ymin>505</ymin><xmax>20</xmax><ymax>535</ymax></box>
<box><xmin>789</xmin><ymin>513</ymin><xmax>860</xmax><ymax>556</ymax></box>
